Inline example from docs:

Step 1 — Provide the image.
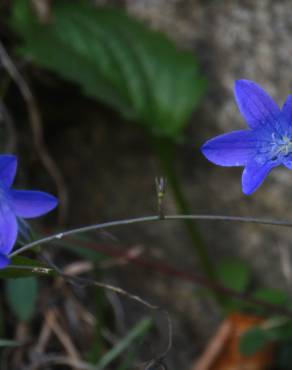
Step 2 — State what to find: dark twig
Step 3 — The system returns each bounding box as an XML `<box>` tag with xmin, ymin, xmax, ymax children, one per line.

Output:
<box><xmin>23</xmin><ymin>354</ymin><xmax>96</xmax><ymax>370</ymax></box>
<box><xmin>42</xmin><ymin>253</ymin><xmax>158</xmax><ymax>307</ymax></box>
<box><xmin>143</xmin><ymin>310</ymin><xmax>172</xmax><ymax>370</ymax></box>
<box><xmin>145</xmin><ymin>359</ymin><xmax>168</xmax><ymax>370</ymax></box>
<box><xmin>9</xmin><ymin>212</ymin><xmax>292</xmax><ymax>320</ymax></box>
<box><xmin>8</xmin><ymin>211</ymin><xmax>292</xmax><ymax>368</ymax></box>
<box><xmin>0</xmin><ymin>41</ymin><xmax>68</xmax><ymax>224</ymax></box>
<box><xmin>41</xmin><ymin>255</ymin><xmax>173</xmax><ymax>368</ymax></box>
<box><xmin>62</xmin><ymin>237</ymin><xmax>292</xmax><ymax>319</ymax></box>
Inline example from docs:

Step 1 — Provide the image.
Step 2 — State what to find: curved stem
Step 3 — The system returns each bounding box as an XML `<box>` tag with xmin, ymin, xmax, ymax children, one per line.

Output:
<box><xmin>10</xmin><ymin>213</ymin><xmax>292</xmax><ymax>258</ymax></box>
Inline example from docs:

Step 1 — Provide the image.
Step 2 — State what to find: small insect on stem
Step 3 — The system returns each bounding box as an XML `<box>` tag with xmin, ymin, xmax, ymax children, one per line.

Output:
<box><xmin>155</xmin><ymin>177</ymin><xmax>167</xmax><ymax>219</ymax></box>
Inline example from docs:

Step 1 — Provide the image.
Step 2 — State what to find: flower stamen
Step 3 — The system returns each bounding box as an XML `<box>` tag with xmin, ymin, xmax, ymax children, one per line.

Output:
<box><xmin>270</xmin><ymin>133</ymin><xmax>292</xmax><ymax>160</ymax></box>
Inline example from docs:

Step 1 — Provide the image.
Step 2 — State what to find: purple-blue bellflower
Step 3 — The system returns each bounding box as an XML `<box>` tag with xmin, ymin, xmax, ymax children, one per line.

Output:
<box><xmin>0</xmin><ymin>155</ymin><xmax>58</xmax><ymax>267</ymax></box>
<box><xmin>201</xmin><ymin>79</ymin><xmax>292</xmax><ymax>195</ymax></box>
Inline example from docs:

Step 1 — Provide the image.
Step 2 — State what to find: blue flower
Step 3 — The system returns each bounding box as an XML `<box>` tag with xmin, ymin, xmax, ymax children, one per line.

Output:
<box><xmin>0</xmin><ymin>155</ymin><xmax>58</xmax><ymax>268</ymax></box>
<box><xmin>201</xmin><ymin>79</ymin><xmax>292</xmax><ymax>195</ymax></box>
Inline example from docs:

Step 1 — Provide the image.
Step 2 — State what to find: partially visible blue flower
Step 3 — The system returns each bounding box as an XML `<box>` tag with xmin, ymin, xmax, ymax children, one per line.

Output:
<box><xmin>201</xmin><ymin>79</ymin><xmax>292</xmax><ymax>195</ymax></box>
<box><xmin>0</xmin><ymin>155</ymin><xmax>58</xmax><ymax>268</ymax></box>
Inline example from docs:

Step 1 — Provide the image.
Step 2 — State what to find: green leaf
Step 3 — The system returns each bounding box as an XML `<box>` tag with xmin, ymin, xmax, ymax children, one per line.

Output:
<box><xmin>240</xmin><ymin>318</ymin><xmax>292</xmax><ymax>356</ymax></box>
<box><xmin>11</xmin><ymin>0</ymin><xmax>206</xmax><ymax>138</ymax></box>
<box><xmin>239</xmin><ymin>327</ymin><xmax>268</xmax><ymax>356</ymax></box>
<box><xmin>217</xmin><ymin>259</ymin><xmax>251</xmax><ymax>293</ymax></box>
<box><xmin>6</xmin><ymin>277</ymin><xmax>39</xmax><ymax>322</ymax></box>
<box><xmin>0</xmin><ymin>256</ymin><xmax>55</xmax><ymax>279</ymax></box>
<box><xmin>86</xmin><ymin>277</ymin><xmax>106</xmax><ymax>363</ymax></box>
<box><xmin>253</xmin><ymin>288</ymin><xmax>289</xmax><ymax>306</ymax></box>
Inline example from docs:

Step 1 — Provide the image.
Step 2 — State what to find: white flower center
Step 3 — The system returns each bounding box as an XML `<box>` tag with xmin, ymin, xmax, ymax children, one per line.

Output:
<box><xmin>270</xmin><ymin>133</ymin><xmax>292</xmax><ymax>159</ymax></box>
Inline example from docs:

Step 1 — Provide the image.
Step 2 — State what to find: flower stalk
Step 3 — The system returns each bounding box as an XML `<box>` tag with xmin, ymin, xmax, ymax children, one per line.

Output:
<box><xmin>152</xmin><ymin>136</ymin><xmax>217</xmax><ymax>282</ymax></box>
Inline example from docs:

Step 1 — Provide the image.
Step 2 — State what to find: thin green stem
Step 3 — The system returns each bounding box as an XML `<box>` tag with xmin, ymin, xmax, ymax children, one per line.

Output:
<box><xmin>152</xmin><ymin>137</ymin><xmax>216</xmax><ymax>280</ymax></box>
<box><xmin>10</xmin><ymin>213</ymin><xmax>292</xmax><ymax>258</ymax></box>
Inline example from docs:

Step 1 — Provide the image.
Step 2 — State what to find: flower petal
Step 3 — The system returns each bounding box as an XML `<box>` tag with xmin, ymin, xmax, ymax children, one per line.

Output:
<box><xmin>0</xmin><ymin>253</ymin><xmax>10</xmax><ymax>268</ymax></box>
<box><xmin>0</xmin><ymin>155</ymin><xmax>17</xmax><ymax>188</ymax></box>
<box><xmin>9</xmin><ymin>190</ymin><xmax>58</xmax><ymax>218</ymax></box>
<box><xmin>234</xmin><ymin>80</ymin><xmax>280</xmax><ymax>129</ymax></box>
<box><xmin>0</xmin><ymin>205</ymin><xmax>17</xmax><ymax>255</ymax></box>
<box><xmin>282</xmin><ymin>154</ymin><xmax>292</xmax><ymax>169</ymax></box>
<box><xmin>282</xmin><ymin>95</ymin><xmax>292</xmax><ymax>118</ymax></box>
<box><xmin>242</xmin><ymin>160</ymin><xmax>276</xmax><ymax>195</ymax></box>
<box><xmin>201</xmin><ymin>130</ymin><xmax>257</xmax><ymax>166</ymax></box>
<box><xmin>281</xmin><ymin>95</ymin><xmax>292</xmax><ymax>133</ymax></box>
